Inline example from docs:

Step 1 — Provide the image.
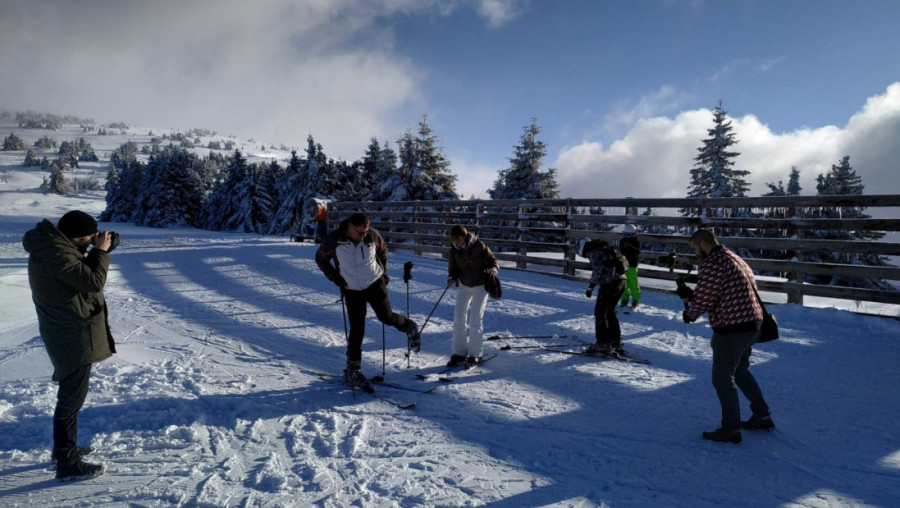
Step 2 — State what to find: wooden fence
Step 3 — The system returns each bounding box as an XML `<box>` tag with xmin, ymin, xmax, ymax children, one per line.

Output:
<box><xmin>327</xmin><ymin>195</ymin><xmax>900</xmax><ymax>310</ymax></box>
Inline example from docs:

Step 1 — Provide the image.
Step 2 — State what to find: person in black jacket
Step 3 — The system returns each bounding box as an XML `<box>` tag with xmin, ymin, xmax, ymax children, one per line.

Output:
<box><xmin>576</xmin><ymin>237</ymin><xmax>629</xmax><ymax>355</ymax></box>
<box><xmin>618</xmin><ymin>224</ymin><xmax>642</xmax><ymax>308</ymax></box>
<box><xmin>315</xmin><ymin>213</ymin><xmax>420</xmax><ymax>391</ymax></box>
<box><xmin>22</xmin><ymin>210</ymin><xmax>114</xmax><ymax>482</ymax></box>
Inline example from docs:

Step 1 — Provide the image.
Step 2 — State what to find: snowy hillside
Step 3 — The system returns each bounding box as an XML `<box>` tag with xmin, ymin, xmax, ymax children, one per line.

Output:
<box><xmin>2</xmin><ymin>122</ymin><xmax>900</xmax><ymax>507</ymax></box>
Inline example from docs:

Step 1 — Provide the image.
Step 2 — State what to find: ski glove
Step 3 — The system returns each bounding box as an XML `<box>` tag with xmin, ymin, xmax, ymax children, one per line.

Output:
<box><xmin>585</xmin><ymin>287</ymin><xmax>594</xmax><ymax>298</ymax></box>
<box><xmin>333</xmin><ymin>275</ymin><xmax>348</xmax><ymax>288</ymax></box>
<box><xmin>682</xmin><ymin>310</ymin><xmax>695</xmax><ymax>323</ymax></box>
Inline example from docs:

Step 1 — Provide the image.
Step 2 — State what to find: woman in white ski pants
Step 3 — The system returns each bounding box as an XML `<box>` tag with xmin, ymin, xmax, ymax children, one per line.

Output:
<box><xmin>446</xmin><ymin>225</ymin><xmax>499</xmax><ymax>366</ymax></box>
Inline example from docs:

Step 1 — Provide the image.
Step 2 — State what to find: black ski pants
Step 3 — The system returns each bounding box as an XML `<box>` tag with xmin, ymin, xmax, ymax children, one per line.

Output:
<box><xmin>53</xmin><ymin>363</ymin><xmax>92</xmax><ymax>465</ymax></box>
<box><xmin>343</xmin><ymin>279</ymin><xmax>410</xmax><ymax>364</ymax></box>
<box><xmin>594</xmin><ymin>279</ymin><xmax>626</xmax><ymax>347</ymax></box>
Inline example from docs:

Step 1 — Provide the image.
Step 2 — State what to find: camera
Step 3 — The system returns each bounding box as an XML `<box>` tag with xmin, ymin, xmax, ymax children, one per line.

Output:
<box><xmin>675</xmin><ymin>276</ymin><xmax>694</xmax><ymax>301</ymax></box>
<box><xmin>105</xmin><ymin>231</ymin><xmax>120</xmax><ymax>252</ymax></box>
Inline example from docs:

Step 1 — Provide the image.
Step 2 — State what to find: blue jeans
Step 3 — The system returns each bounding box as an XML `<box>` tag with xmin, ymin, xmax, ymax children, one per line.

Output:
<box><xmin>710</xmin><ymin>325</ymin><xmax>770</xmax><ymax>430</ymax></box>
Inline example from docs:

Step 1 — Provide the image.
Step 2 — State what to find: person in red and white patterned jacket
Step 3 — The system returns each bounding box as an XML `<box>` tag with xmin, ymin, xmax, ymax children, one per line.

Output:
<box><xmin>682</xmin><ymin>228</ymin><xmax>774</xmax><ymax>444</ymax></box>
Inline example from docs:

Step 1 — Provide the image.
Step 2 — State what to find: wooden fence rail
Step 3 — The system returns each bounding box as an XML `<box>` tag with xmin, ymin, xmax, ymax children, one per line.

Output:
<box><xmin>327</xmin><ymin>195</ymin><xmax>900</xmax><ymax>310</ymax></box>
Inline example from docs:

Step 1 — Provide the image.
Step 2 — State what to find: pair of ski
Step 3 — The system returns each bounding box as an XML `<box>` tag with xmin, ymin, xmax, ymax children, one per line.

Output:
<box><xmin>314</xmin><ymin>371</ymin><xmax>418</xmax><ymax>410</ymax></box>
<box><xmin>492</xmin><ymin>335</ymin><xmax>650</xmax><ymax>364</ymax></box>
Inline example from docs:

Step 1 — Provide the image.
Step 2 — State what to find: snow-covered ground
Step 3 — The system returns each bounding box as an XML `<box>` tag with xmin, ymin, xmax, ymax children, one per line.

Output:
<box><xmin>2</xmin><ymin>124</ymin><xmax>900</xmax><ymax>507</ymax></box>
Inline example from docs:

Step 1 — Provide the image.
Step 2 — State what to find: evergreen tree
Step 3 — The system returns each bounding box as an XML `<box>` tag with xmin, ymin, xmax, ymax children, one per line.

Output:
<box><xmin>377</xmin><ymin>117</ymin><xmax>458</xmax><ymax>202</ymax></box>
<box><xmin>100</xmin><ymin>159</ymin><xmax>145</xmax><ymax>222</ymax></box>
<box><xmin>806</xmin><ymin>156</ymin><xmax>892</xmax><ymax>289</ymax></box>
<box><xmin>786</xmin><ymin>166</ymin><xmax>802</xmax><ymax>195</ymax></box>
<box><xmin>270</xmin><ymin>150</ymin><xmax>306</xmax><ymax>235</ymax></box>
<box><xmin>204</xmin><ymin>151</ymin><xmax>271</xmax><ymax>233</ymax></box>
<box><xmin>47</xmin><ymin>159</ymin><xmax>69</xmax><ymax>194</ymax></box>
<box><xmin>2</xmin><ymin>133</ymin><xmax>26</xmax><ymax>151</ymax></box>
<box><xmin>137</xmin><ymin>145</ymin><xmax>205</xmax><ymax>228</ymax></box>
<box><xmin>685</xmin><ymin>102</ymin><xmax>749</xmax><ymax>207</ymax></box>
<box><xmin>489</xmin><ymin>118</ymin><xmax>559</xmax><ymax>200</ymax></box>
<box><xmin>24</xmin><ymin>148</ymin><xmax>39</xmax><ymax>166</ymax></box>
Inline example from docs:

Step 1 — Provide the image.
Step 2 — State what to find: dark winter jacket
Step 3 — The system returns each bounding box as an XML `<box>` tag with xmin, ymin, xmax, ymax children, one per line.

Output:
<box><xmin>448</xmin><ymin>233</ymin><xmax>499</xmax><ymax>288</ymax></box>
<box><xmin>22</xmin><ymin>219</ymin><xmax>116</xmax><ymax>381</ymax></box>
<box><xmin>618</xmin><ymin>236</ymin><xmax>641</xmax><ymax>268</ymax></box>
<box><xmin>586</xmin><ymin>242</ymin><xmax>628</xmax><ymax>288</ymax></box>
<box><xmin>315</xmin><ymin>219</ymin><xmax>387</xmax><ymax>291</ymax></box>
<box><xmin>684</xmin><ymin>245</ymin><xmax>763</xmax><ymax>332</ymax></box>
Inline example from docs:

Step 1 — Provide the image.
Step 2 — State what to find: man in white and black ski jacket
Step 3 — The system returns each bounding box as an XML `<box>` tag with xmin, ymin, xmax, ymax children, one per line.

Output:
<box><xmin>315</xmin><ymin>213</ymin><xmax>419</xmax><ymax>380</ymax></box>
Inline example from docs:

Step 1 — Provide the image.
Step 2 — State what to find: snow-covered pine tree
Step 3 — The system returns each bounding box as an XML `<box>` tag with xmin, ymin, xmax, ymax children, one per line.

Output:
<box><xmin>2</xmin><ymin>133</ymin><xmax>26</xmax><ymax>151</ymax></box>
<box><xmin>684</xmin><ymin>102</ymin><xmax>750</xmax><ymax>218</ymax></box>
<box><xmin>302</xmin><ymin>135</ymin><xmax>340</xmax><ymax>202</ymax></box>
<box><xmin>261</xmin><ymin>159</ymin><xmax>284</xmax><ymax>217</ymax></box>
<box><xmin>203</xmin><ymin>150</ymin><xmax>271</xmax><ymax>233</ymax></box>
<box><xmin>47</xmin><ymin>159</ymin><xmax>69</xmax><ymax>194</ymax></box>
<box><xmin>379</xmin><ymin>117</ymin><xmax>458</xmax><ymax>202</ymax></box>
<box><xmin>806</xmin><ymin>156</ymin><xmax>893</xmax><ymax>289</ymax></box>
<box><xmin>137</xmin><ymin>145</ymin><xmax>205</xmax><ymax>228</ymax></box>
<box><xmin>488</xmin><ymin>118</ymin><xmax>559</xmax><ymax>200</ymax></box>
<box><xmin>487</xmin><ymin>119</ymin><xmax>560</xmax><ymax>245</ymax></box>
<box><xmin>269</xmin><ymin>150</ymin><xmax>306</xmax><ymax>235</ymax></box>
<box><xmin>23</xmin><ymin>148</ymin><xmax>39</xmax><ymax>167</ymax></box>
<box><xmin>364</xmin><ymin>138</ymin><xmax>400</xmax><ymax>202</ymax></box>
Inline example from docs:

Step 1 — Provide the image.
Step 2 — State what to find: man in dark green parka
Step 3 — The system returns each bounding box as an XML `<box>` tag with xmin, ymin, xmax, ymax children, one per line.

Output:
<box><xmin>22</xmin><ymin>210</ymin><xmax>115</xmax><ymax>481</ymax></box>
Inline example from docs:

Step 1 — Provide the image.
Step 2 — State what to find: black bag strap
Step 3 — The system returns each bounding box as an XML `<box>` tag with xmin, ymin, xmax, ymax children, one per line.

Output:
<box><xmin>752</xmin><ymin>285</ymin><xmax>770</xmax><ymax>315</ymax></box>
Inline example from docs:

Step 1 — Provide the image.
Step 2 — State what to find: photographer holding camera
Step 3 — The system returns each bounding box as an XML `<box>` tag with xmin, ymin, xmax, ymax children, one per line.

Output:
<box><xmin>680</xmin><ymin>228</ymin><xmax>773</xmax><ymax>444</ymax></box>
<box><xmin>22</xmin><ymin>210</ymin><xmax>118</xmax><ymax>481</ymax></box>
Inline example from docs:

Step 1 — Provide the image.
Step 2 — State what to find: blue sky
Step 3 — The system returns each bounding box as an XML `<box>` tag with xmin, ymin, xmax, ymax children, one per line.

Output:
<box><xmin>2</xmin><ymin>0</ymin><xmax>899</xmax><ymax>199</ymax></box>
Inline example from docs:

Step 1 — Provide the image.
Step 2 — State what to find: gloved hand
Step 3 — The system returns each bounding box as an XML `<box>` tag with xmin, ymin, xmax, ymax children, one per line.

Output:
<box><xmin>447</xmin><ymin>277</ymin><xmax>455</xmax><ymax>287</ymax></box>
<box><xmin>382</xmin><ymin>273</ymin><xmax>390</xmax><ymax>286</ymax></box>
<box><xmin>485</xmin><ymin>267</ymin><xmax>498</xmax><ymax>277</ymax></box>
<box><xmin>585</xmin><ymin>287</ymin><xmax>594</xmax><ymax>298</ymax></box>
<box><xmin>682</xmin><ymin>310</ymin><xmax>695</xmax><ymax>323</ymax></box>
<box><xmin>333</xmin><ymin>275</ymin><xmax>348</xmax><ymax>288</ymax></box>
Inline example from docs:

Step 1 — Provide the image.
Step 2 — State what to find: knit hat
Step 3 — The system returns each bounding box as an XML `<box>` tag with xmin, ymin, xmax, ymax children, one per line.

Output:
<box><xmin>57</xmin><ymin>210</ymin><xmax>98</xmax><ymax>238</ymax></box>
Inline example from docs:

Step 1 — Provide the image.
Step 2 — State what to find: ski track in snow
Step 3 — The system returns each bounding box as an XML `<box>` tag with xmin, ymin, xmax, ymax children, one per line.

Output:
<box><xmin>2</xmin><ymin>132</ymin><xmax>900</xmax><ymax>506</ymax></box>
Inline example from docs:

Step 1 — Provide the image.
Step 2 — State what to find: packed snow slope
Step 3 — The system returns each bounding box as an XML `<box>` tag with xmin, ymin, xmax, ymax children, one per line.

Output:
<box><xmin>1</xmin><ymin>139</ymin><xmax>899</xmax><ymax>507</ymax></box>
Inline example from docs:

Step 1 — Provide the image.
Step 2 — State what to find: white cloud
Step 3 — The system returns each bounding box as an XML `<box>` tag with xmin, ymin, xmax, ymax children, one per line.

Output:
<box><xmin>0</xmin><ymin>0</ymin><xmax>513</xmax><ymax>162</ymax></box>
<box><xmin>555</xmin><ymin>82</ymin><xmax>900</xmax><ymax>199</ymax></box>
<box><xmin>474</xmin><ymin>0</ymin><xmax>527</xmax><ymax>28</ymax></box>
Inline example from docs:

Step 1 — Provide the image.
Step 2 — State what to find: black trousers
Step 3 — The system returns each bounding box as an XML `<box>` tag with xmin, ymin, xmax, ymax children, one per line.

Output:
<box><xmin>594</xmin><ymin>279</ymin><xmax>627</xmax><ymax>347</ymax></box>
<box><xmin>53</xmin><ymin>364</ymin><xmax>92</xmax><ymax>464</ymax></box>
<box><xmin>343</xmin><ymin>280</ymin><xmax>409</xmax><ymax>364</ymax></box>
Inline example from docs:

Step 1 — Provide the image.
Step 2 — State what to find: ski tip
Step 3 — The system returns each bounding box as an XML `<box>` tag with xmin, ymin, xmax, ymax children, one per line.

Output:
<box><xmin>399</xmin><ymin>402</ymin><xmax>417</xmax><ymax>409</ymax></box>
<box><xmin>371</xmin><ymin>375</ymin><xmax>384</xmax><ymax>383</ymax></box>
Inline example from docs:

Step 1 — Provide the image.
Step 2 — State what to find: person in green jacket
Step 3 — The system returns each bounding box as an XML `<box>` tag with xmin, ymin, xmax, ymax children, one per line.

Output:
<box><xmin>22</xmin><ymin>210</ymin><xmax>116</xmax><ymax>482</ymax></box>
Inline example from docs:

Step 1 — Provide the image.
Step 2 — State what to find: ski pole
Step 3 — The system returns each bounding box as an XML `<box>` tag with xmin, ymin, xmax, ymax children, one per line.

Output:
<box><xmin>404</xmin><ymin>261</ymin><xmax>413</xmax><ymax>368</ymax></box>
<box><xmin>499</xmin><ymin>344</ymin><xmax>570</xmax><ymax>350</ymax></box>
<box><xmin>419</xmin><ymin>284</ymin><xmax>450</xmax><ymax>333</ymax></box>
<box><xmin>339</xmin><ymin>291</ymin><xmax>355</xmax><ymax>397</ymax></box>
<box><xmin>486</xmin><ymin>334</ymin><xmax>569</xmax><ymax>341</ymax></box>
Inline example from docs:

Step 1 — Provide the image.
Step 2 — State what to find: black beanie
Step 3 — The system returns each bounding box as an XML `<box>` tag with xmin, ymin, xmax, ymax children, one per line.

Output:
<box><xmin>57</xmin><ymin>210</ymin><xmax>98</xmax><ymax>238</ymax></box>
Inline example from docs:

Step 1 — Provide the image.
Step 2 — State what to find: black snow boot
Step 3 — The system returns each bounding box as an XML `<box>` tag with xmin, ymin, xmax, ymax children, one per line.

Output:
<box><xmin>741</xmin><ymin>413</ymin><xmax>775</xmax><ymax>432</ymax></box>
<box><xmin>702</xmin><ymin>427</ymin><xmax>742</xmax><ymax>444</ymax></box>
<box><xmin>446</xmin><ymin>354</ymin><xmax>467</xmax><ymax>367</ymax></box>
<box><xmin>343</xmin><ymin>362</ymin><xmax>374</xmax><ymax>393</ymax></box>
<box><xmin>56</xmin><ymin>458</ymin><xmax>105</xmax><ymax>482</ymax></box>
